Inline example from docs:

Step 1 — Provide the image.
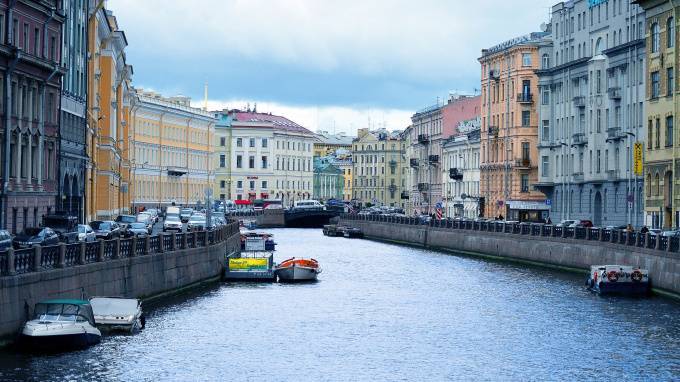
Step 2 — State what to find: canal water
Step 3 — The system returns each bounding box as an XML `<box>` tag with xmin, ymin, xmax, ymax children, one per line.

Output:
<box><xmin>1</xmin><ymin>228</ymin><xmax>680</xmax><ymax>381</ymax></box>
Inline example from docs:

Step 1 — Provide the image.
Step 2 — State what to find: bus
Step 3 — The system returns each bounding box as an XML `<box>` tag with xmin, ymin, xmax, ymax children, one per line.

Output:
<box><xmin>253</xmin><ymin>199</ymin><xmax>283</xmax><ymax>210</ymax></box>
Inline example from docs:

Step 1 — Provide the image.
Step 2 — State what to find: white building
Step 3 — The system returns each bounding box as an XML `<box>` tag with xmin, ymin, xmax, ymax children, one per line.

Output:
<box><xmin>442</xmin><ymin>118</ymin><xmax>481</xmax><ymax>218</ymax></box>
<box><xmin>228</xmin><ymin>111</ymin><xmax>315</xmax><ymax>206</ymax></box>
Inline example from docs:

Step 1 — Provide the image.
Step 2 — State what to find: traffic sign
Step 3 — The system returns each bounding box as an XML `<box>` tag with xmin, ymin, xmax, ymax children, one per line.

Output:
<box><xmin>435</xmin><ymin>201</ymin><xmax>442</xmax><ymax>209</ymax></box>
<box><xmin>546</xmin><ymin>199</ymin><xmax>552</xmax><ymax>206</ymax></box>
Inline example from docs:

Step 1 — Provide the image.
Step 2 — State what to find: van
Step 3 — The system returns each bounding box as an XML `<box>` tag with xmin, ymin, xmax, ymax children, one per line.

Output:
<box><xmin>166</xmin><ymin>206</ymin><xmax>180</xmax><ymax>219</ymax></box>
<box><xmin>293</xmin><ymin>200</ymin><xmax>325</xmax><ymax>210</ymax></box>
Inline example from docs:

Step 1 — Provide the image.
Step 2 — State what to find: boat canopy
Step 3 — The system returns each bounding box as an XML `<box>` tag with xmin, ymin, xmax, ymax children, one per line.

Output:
<box><xmin>90</xmin><ymin>297</ymin><xmax>139</xmax><ymax>317</ymax></box>
<box><xmin>33</xmin><ymin>301</ymin><xmax>96</xmax><ymax>325</ymax></box>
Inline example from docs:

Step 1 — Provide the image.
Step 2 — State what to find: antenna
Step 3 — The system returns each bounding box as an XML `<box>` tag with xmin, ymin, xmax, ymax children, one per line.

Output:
<box><xmin>203</xmin><ymin>82</ymin><xmax>208</xmax><ymax>111</ymax></box>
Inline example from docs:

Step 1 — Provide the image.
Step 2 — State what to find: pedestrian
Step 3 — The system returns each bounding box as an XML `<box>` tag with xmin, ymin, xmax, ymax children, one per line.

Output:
<box><xmin>546</xmin><ymin>217</ymin><xmax>552</xmax><ymax>225</ymax></box>
<box><xmin>640</xmin><ymin>226</ymin><xmax>649</xmax><ymax>234</ymax></box>
<box><xmin>626</xmin><ymin>224</ymin><xmax>634</xmax><ymax>233</ymax></box>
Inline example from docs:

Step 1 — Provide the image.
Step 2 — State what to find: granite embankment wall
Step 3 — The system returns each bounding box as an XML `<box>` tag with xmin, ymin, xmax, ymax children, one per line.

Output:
<box><xmin>339</xmin><ymin>217</ymin><xmax>680</xmax><ymax>296</ymax></box>
<box><xmin>0</xmin><ymin>223</ymin><xmax>241</xmax><ymax>343</ymax></box>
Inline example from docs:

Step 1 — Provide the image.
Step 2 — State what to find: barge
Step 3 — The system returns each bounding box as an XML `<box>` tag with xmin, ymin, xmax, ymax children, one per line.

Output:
<box><xmin>586</xmin><ymin>265</ymin><xmax>650</xmax><ymax>295</ymax></box>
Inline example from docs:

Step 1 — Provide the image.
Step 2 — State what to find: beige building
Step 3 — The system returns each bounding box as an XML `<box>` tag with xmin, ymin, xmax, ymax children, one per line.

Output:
<box><xmin>131</xmin><ymin>90</ymin><xmax>215</xmax><ymax>210</ymax></box>
<box><xmin>479</xmin><ymin>32</ymin><xmax>548</xmax><ymax>221</ymax></box>
<box><xmin>352</xmin><ymin>128</ymin><xmax>407</xmax><ymax>208</ymax></box>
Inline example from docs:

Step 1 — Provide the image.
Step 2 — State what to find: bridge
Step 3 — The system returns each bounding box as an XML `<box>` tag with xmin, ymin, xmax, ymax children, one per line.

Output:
<box><xmin>284</xmin><ymin>209</ymin><xmax>341</xmax><ymax>228</ymax></box>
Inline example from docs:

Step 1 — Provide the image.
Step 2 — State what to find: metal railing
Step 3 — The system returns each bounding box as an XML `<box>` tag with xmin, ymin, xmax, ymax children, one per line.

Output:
<box><xmin>0</xmin><ymin>222</ymin><xmax>239</xmax><ymax>277</ymax></box>
<box><xmin>340</xmin><ymin>214</ymin><xmax>680</xmax><ymax>254</ymax></box>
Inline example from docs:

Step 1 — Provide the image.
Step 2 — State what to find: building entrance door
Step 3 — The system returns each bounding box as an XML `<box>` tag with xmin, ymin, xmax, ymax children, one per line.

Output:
<box><xmin>594</xmin><ymin>191</ymin><xmax>602</xmax><ymax>226</ymax></box>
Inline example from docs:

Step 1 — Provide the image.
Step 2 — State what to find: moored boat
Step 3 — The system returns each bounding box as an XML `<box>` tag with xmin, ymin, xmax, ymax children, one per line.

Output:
<box><xmin>275</xmin><ymin>258</ymin><xmax>321</xmax><ymax>282</ymax></box>
<box><xmin>342</xmin><ymin>227</ymin><xmax>364</xmax><ymax>238</ymax></box>
<box><xmin>20</xmin><ymin>299</ymin><xmax>101</xmax><ymax>351</ymax></box>
<box><xmin>90</xmin><ymin>297</ymin><xmax>145</xmax><ymax>333</ymax></box>
<box><xmin>240</xmin><ymin>232</ymin><xmax>276</xmax><ymax>251</ymax></box>
<box><xmin>586</xmin><ymin>265</ymin><xmax>650</xmax><ymax>295</ymax></box>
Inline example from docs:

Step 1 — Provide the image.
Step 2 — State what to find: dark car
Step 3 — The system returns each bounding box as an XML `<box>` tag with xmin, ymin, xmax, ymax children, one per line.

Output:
<box><xmin>125</xmin><ymin>222</ymin><xmax>149</xmax><ymax>237</ymax></box>
<box><xmin>42</xmin><ymin>213</ymin><xmax>79</xmax><ymax>243</ymax></box>
<box><xmin>115</xmin><ymin>215</ymin><xmax>137</xmax><ymax>231</ymax></box>
<box><xmin>13</xmin><ymin>227</ymin><xmax>60</xmax><ymax>249</ymax></box>
<box><xmin>89</xmin><ymin>221</ymin><xmax>122</xmax><ymax>240</ymax></box>
<box><xmin>0</xmin><ymin>230</ymin><xmax>12</xmax><ymax>251</ymax></box>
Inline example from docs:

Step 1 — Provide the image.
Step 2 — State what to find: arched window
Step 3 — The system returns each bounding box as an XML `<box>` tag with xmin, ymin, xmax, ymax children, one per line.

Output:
<box><xmin>655</xmin><ymin>173</ymin><xmax>660</xmax><ymax>196</ymax></box>
<box><xmin>668</xmin><ymin>17</ymin><xmax>675</xmax><ymax>48</ymax></box>
<box><xmin>652</xmin><ymin>23</ymin><xmax>660</xmax><ymax>53</ymax></box>
<box><xmin>595</xmin><ymin>37</ymin><xmax>603</xmax><ymax>55</ymax></box>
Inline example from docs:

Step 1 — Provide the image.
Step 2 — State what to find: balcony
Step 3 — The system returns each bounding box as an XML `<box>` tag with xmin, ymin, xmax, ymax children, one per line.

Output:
<box><xmin>571</xmin><ymin>132</ymin><xmax>587</xmax><ymax>146</ymax></box>
<box><xmin>428</xmin><ymin>155</ymin><xmax>439</xmax><ymax>164</ymax></box>
<box><xmin>401</xmin><ymin>191</ymin><xmax>409</xmax><ymax>200</ymax></box>
<box><xmin>388</xmin><ymin>184</ymin><xmax>397</xmax><ymax>192</ymax></box>
<box><xmin>607</xmin><ymin>169</ymin><xmax>621</xmax><ymax>181</ymax></box>
<box><xmin>410</xmin><ymin>158</ymin><xmax>419</xmax><ymax>168</ymax></box>
<box><xmin>517</xmin><ymin>93</ymin><xmax>533</xmax><ymax>104</ymax></box>
<box><xmin>573</xmin><ymin>95</ymin><xmax>586</xmax><ymax>108</ymax></box>
<box><xmin>418</xmin><ymin>134</ymin><xmax>429</xmax><ymax>144</ymax></box>
<box><xmin>417</xmin><ymin>183</ymin><xmax>429</xmax><ymax>192</ymax></box>
<box><xmin>488</xmin><ymin>126</ymin><xmax>499</xmax><ymax>138</ymax></box>
<box><xmin>537</xmin><ymin>141</ymin><xmax>562</xmax><ymax>150</ymax></box>
<box><xmin>167</xmin><ymin>166</ymin><xmax>188</xmax><ymax>176</ymax></box>
<box><xmin>389</xmin><ymin>159</ymin><xmax>397</xmax><ymax>167</ymax></box>
<box><xmin>606</xmin><ymin>126</ymin><xmax>624</xmax><ymax>141</ymax></box>
<box><xmin>514</xmin><ymin>158</ymin><xmax>531</xmax><ymax>168</ymax></box>
<box><xmin>573</xmin><ymin>172</ymin><xmax>584</xmax><ymax>182</ymax></box>
<box><xmin>449</xmin><ymin>168</ymin><xmax>463</xmax><ymax>181</ymax></box>
<box><xmin>608</xmin><ymin>87</ymin><xmax>621</xmax><ymax>100</ymax></box>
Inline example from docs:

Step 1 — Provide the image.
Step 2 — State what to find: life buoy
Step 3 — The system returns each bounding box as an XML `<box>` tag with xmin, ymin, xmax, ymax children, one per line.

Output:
<box><xmin>631</xmin><ymin>270</ymin><xmax>643</xmax><ymax>282</ymax></box>
<box><xmin>607</xmin><ymin>270</ymin><xmax>619</xmax><ymax>282</ymax></box>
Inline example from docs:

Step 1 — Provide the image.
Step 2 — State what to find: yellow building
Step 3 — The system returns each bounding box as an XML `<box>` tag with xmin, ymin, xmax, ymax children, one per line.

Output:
<box><xmin>351</xmin><ymin>128</ymin><xmax>407</xmax><ymax>208</ymax></box>
<box><xmin>313</xmin><ymin>131</ymin><xmax>354</xmax><ymax>157</ymax></box>
<box><xmin>131</xmin><ymin>90</ymin><xmax>215</xmax><ymax>210</ymax></box>
<box><xmin>87</xmin><ymin>5</ymin><xmax>133</xmax><ymax>221</ymax></box>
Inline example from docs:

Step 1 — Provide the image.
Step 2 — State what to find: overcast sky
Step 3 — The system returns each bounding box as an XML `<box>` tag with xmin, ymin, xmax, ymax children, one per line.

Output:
<box><xmin>110</xmin><ymin>0</ymin><xmax>555</xmax><ymax>135</ymax></box>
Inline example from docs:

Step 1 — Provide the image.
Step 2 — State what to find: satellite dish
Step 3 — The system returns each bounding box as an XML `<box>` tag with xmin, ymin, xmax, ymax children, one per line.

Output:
<box><xmin>540</xmin><ymin>23</ymin><xmax>548</xmax><ymax>32</ymax></box>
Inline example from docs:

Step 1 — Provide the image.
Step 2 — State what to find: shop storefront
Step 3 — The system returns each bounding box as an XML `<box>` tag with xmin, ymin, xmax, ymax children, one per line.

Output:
<box><xmin>506</xmin><ymin>200</ymin><xmax>549</xmax><ymax>223</ymax></box>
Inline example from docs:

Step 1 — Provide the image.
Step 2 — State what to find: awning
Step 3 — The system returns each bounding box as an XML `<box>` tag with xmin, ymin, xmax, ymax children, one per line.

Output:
<box><xmin>235</xmin><ymin>199</ymin><xmax>251</xmax><ymax>205</ymax></box>
<box><xmin>506</xmin><ymin>200</ymin><xmax>550</xmax><ymax>210</ymax></box>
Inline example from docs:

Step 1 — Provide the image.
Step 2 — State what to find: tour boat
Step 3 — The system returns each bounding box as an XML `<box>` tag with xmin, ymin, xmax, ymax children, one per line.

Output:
<box><xmin>20</xmin><ymin>299</ymin><xmax>101</xmax><ymax>351</ymax></box>
<box><xmin>586</xmin><ymin>265</ymin><xmax>650</xmax><ymax>295</ymax></box>
<box><xmin>240</xmin><ymin>232</ymin><xmax>276</xmax><ymax>251</ymax></box>
<box><xmin>342</xmin><ymin>227</ymin><xmax>364</xmax><ymax>238</ymax></box>
<box><xmin>90</xmin><ymin>297</ymin><xmax>145</xmax><ymax>333</ymax></box>
<box><xmin>275</xmin><ymin>258</ymin><xmax>321</xmax><ymax>282</ymax></box>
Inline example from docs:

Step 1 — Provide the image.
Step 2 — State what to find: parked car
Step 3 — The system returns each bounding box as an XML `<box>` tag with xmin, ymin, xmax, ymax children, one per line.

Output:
<box><xmin>125</xmin><ymin>222</ymin><xmax>149</xmax><ymax>237</ymax></box>
<box><xmin>0</xmin><ymin>230</ymin><xmax>12</xmax><ymax>251</ymax></box>
<box><xmin>115</xmin><ymin>215</ymin><xmax>137</xmax><ymax>231</ymax></box>
<box><xmin>146</xmin><ymin>209</ymin><xmax>159</xmax><ymax>223</ymax></box>
<box><xmin>187</xmin><ymin>214</ymin><xmax>206</xmax><ymax>231</ymax></box>
<box><xmin>180</xmin><ymin>208</ymin><xmax>193</xmax><ymax>223</ymax></box>
<box><xmin>76</xmin><ymin>224</ymin><xmax>96</xmax><ymax>243</ymax></box>
<box><xmin>89</xmin><ymin>221</ymin><xmax>122</xmax><ymax>240</ymax></box>
<box><xmin>136</xmin><ymin>213</ymin><xmax>153</xmax><ymax>233</ymax></box>
<box><xmin>13</xmin><ymin>227</ymin><xmax>60</xmax><ymax>249</ymax></box>
<box><xmin>42</xmin><ymin>213</ymin><xmax>79</xmax><ymax>243</ymax></box>
<box><xmin>163</xmin><ymin>215</ymin><xmax>183</xmax><ymax>232</ymax></box>
<box><xmin>166</xmin><ymin>206</ymin><xmax>181</xmax><ymax>220</ymax></box>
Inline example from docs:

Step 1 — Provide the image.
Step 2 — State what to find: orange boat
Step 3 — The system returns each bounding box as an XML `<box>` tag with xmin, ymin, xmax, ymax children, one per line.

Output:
<box><xmin>274</xmin><ymin>257</ymin><xmax>321</xmax><ymax>282</ymax></box>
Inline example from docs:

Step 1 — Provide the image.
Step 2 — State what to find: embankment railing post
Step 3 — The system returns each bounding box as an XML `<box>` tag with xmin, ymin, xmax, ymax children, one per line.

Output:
<box><xmin>131</xmin><ymin>236</ymin><xmax>137</xmax><ymax>257</ymax></box>
<box><xmin>113</xmin><ymin>238</ymin><xmax>120</xmax><ymax>259</ymax></box>
<box><xmin>144</xmin><ymin>236</ymin><xmax>150</xmax><ymax>255</ymax></box>
<box><xmin>79</xmin><ymin>242</ymin><xmax>86</xmax><ymax>264</ymax></box>
<box><xmin>171</xmin><ymin>232</ymin><xmax>177</xmax><ymax>251</ymax></box>
<box><xmin>6</xmin><ymin>248</ymin><xmax>15</xmax><ymax>275</ymax></box>
<box><xmin>58</xmin><ymin>243</ymin><xmax>66</xmax><ymax>268</ymax></box>
<box><xmin>97</xmin><ymin>239</ymin><xmax>105</xmax><ymax>262</ymax></box>
<box><xmin>32</xmin><ymin>244</ymin><xmax>42</xmax><ymax>271</ymax></box>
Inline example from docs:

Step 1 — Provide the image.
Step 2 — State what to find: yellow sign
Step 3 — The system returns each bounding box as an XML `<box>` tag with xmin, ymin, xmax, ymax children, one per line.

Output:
<box><xmin>229</xmin><ymin>258</ymin><xmax>268</xmax><ymax>271</ymax></box>
<box><xmin>633</xmin><ymin>142</ymin><xmax>643</xmax><ymax>176</ymax></box>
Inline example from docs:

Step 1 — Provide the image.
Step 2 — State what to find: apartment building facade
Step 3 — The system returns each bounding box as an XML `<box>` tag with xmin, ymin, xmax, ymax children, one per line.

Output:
<box><xmin>442</xmin><ymin>118</ymin><xmax>482</xmax><ymax>219</ymax></box>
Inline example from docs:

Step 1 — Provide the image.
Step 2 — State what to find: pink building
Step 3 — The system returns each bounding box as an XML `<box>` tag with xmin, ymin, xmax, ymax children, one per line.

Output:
<box><xmin>441</xmin><ymin>95</ymin><xmax>481</xmax><ymax>139</ymax></box>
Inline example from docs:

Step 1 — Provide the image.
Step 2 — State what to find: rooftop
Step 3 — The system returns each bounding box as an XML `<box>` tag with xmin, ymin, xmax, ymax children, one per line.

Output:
<box><xmin>315</xmin><ymin>131</ymin><xmax>355</xmax><ymax>146</ymax></box>
<box><xmin>230</xmin><ymin>111</ymin><xmax>313</xmax><ymax>135</ymax></box>
<box><xmin>481</xmin><ymin>31</ymin><xmax>549</xmax><ymax>56</ymax></box>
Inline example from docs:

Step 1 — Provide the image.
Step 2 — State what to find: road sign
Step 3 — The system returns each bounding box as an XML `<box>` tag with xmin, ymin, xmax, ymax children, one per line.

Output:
<box><xmin>435</xmin><ymin>201</ymin><xmax>442</xmax><ymax>209</ymax></box>
<box><xmin>545</xmin><ymin>199</ymin><xmax>552</xmax><ymax>206</ymax></box>
<box><xmin>633</xmin><ymin>142</ymin><xmax>643</xmax><ymax>176</ymax></box>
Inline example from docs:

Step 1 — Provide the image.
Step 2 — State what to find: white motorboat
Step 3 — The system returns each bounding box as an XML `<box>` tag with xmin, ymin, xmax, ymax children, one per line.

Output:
<box><xmin>20</xmin><ymin>299</ymin><xmax>101</xmax><ymax>351</ymax></box>
<box><xmin>275</xmin><ymin>258</ymin><xmax>321</xmax><ymax>282</ymax></box>
<box><xmin>90</xmin><ymin>297</ymin><xmax>145</xmax><ymax>333</ymax></box>
<box><xmin>586</xmin><ymin>265</ymin><xmax>650</xmax><ymax>295</ymax></box>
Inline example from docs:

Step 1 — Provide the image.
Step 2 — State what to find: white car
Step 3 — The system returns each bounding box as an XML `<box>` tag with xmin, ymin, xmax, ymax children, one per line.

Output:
<box><xmin>293</xmin><ymin>200</ymin><xmax>325</xmax><ymax>211</ymax></box>
<box><xmin>77</xmin><ymin>224</ymin><xmax>96</xmax><ymax>243</ymax></box>
<box><xmin>163</xmin><ymin>216</ymin><xmax>183</xmax><ymax>232</ymax></box>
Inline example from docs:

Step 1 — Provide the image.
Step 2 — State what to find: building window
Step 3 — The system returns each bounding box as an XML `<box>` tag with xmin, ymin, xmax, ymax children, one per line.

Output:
<box><xmin>220</xmin><ymin>180</ymin><xmax>226</xmax><ymax>188</ymax></box>
<box><xmin>652</xmin><ymin>22</ymin><xmax>661</xmax><ymax>53</ymax></box>
<box><xmin>237</xmin><ymin>180</ymin><xmax>243</xmax><ymax>189</ymax></box>
<box><xmin>542</xmin><ymin>90</ymin><xmax>549</xmax><ymax>105</ymax></box>
<box><xmin>249</xmin><ymin>156</ymin><xmax>255</xmax><ymax>169</ymax></box>
<box><xmin>236</xmin><ymin>155</ymin><xmax>242</xmax><ymax>168</ymax></box>
<box><xmin>262</xmin><ymin>181</ymin><xmax>268</xmax><ymax>189</ymax></box>
<box><xmin>220</xmin><ymin>194</ymin><xmax>225</xmax><ymax>200</ymax></box>
<box><xmin>249</xmin><ymin>181</ymin><xmax>255</xmax><ymax>190</ymax></box>
<box><xmin>219</xmin><ymin>154</ymin><xmax>225</xmax><ymax>168</ymax></box>
<box><xmin>667</xmin><ymin>67</ymin><xmax>674</xmax><ymax>96</ymax></box>
<box><xmin>596</xmin><ymin>70</ymin><xmax>602</xmax><ymax>93</ymax></box>
<box><xmin>521</xmin><ymin>111</ymin><xmax>530</xmax><ymax>127</ymax></box>
<box><xmin>656</xmin><ymin>118</ymin><xmax>661</xmax><ymax>148</ymax></box>
<box><xmin>236</xmin><ymin>138</ymin><xmax>242</xmax><ymax>147</ymax></box>
<box><xmin>669</xmin><ymin>17</ymin><xmax>676</xmax><ymax>48</ymax></box>
<box><xmin>541</xmin><ymin>54</ymin><xmax>549</xmax><ymax>69</ymax></box>
<box><xmin>520</xmin><ymin>174</ymin><xmax>529</xmax><ymax>192</ymax></box>
<box><xmin>262</xmin><ymin>155</ymin><xmax>268</xmax><ymax>169</ymax></box>
<box><xmin>541</xmin><ymin>120</ymin><xmax>549</xmax><ymax>141</ymax></box>
<box><xmin>542</xmin><ymin>156</ymin><xmax>550</xmax><ymax>177</ymax></box>
<box><xmin>262</xmin><ymin>138</ymin><xmax>268</xmax><ymax>148</ymax></box>
<box><xmin>648</xmin><ymin>120</ymin><xmax>653</xmax><ymax>149</ymax></box>
<box><xmin>249</xmin><ymin>138</ymin><xmax>255</xmax><ymax>148</ymax></box>
<box><xmin>522</xmin><ymin>53</ymin><xmax>532</xmax><ymax>66</ymax></box>
<box><xmin>220</xmin><ymin>137</ymin><xmax>226</xmax><ymax>146</ymax></box>
<box><xmin>666</xmin><ymin>116</ymin><xmax>674</xmax><ymax>147</ymax></box>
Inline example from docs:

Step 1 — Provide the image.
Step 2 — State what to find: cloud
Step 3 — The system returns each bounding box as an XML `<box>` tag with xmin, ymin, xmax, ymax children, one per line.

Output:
<box><xmin>109</xmin><ymin>0</ymin><xmax>554</xmax><ymax>109</ymax></box>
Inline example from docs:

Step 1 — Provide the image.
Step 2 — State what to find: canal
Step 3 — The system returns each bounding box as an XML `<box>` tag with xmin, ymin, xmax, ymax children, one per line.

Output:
<box><xmin>1</xmin><ymin>228</ymin><xmax>680</xmax><ymax>381</ymax></box>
